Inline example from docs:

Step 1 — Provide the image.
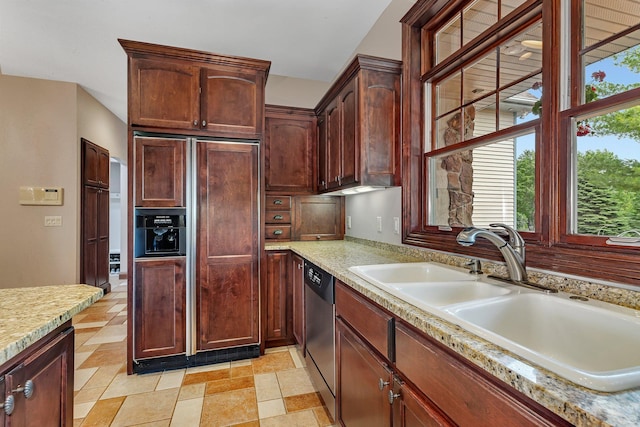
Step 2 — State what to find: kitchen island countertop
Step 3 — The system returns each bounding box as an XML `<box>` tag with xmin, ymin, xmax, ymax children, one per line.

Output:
<box><xmin>267</xmin><ymin>239</ymin><xmax>640</xmax><ymax>427</ymax></box>
<box><xmin>0</xmin><ymin>284</ymin><xmax>103</xmax><ymax>365</ymax></box>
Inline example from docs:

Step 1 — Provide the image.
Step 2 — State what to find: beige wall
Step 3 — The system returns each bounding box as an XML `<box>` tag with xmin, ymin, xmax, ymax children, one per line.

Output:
<box><xmin>0</xmin><ymin>75</ymin><xmax>126</xmax><ymax>288</ymax></box>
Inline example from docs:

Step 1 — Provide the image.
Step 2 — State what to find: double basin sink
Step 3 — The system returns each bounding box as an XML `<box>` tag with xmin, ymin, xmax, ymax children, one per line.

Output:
<box><xmin>349</xmin><ymin>262</ymin><xmax>640</xmax><ymax>392</ymax></box>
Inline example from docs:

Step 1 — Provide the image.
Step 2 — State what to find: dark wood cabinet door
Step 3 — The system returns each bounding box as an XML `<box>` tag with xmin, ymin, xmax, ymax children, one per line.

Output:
<box><xmin>392</xmin><ymin>377</ymin><xmax>452</xmax><ymax>427</ymax></box>
<box><xmin>265</xmin><ymin>251</ymin><xmax>293</xmax><ymax>347</ymax></box>
<box><xmin>82</xmin><ymin>138</ymin><xmax>109</xmax><ymax>188</ymax></box>
<box><xmin>291</xmin><ymin>253</ymin><xmax>305</xmax><ymax>349</ymax></box>
<box><xmin>134</xmin><ymin>136</ymin><xmax>186</xmax><ymax>207</ymax></box>
<box><xmin>337</xmin><ymin>318</ymin><xmax>392</xmax><ymax>427</ymax></box>
<box><xmin>133</xmin><ymin>258</ymin><xmax>186</xmax><ymax>359</ymax></box>
<box><xmin>4</xmin><ymin>327</ymin><xmax>74</xmax><ymax>427</ymax></box>
<box><xmin>265</xmin><ymin>106</ymin><xmax>316</xmax><ymax>194</ymax></box>
<box><xmin>292</xmin><ymin>196</ymin><xmax>344</xmax><ymax>241</ymax></box>
<box><xmin>201</xmin><ymin>67</ymin><xmax>264</xmax><ymax>137</ymax></box>
<box><xmin>82</xmin><ymin>186</ymin><xmax>109</xmax><ymax>290</ymax></box>
<box><xmin>325</xmin><ymin>100</ymin><xmax>341</xmax><ymax>190</ymax></box>
<box><xmin>129</xmin><ymin>57</ymin><xmax>200</xmax><ymax>130</ymax></box>
<box><xmin>196</xmin><ymin>141</ymin><xmax>259</xmax><ymax>350</ymax></box>
<box><xmin>317</xmin><ymin>113</ymin><xmax>328</xmax><ymax>191</ymax></box>
<box><xmin>339</xmin><ymin>78</ymin><xmax>358</xmax><ymax>187</ymax></box>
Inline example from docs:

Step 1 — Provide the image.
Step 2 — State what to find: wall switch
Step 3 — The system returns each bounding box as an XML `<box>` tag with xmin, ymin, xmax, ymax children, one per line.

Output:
<box><xmin>393</xmin><ymin>217</ymin><xmax>400</xmax><ymax>234</ymax></box>
<box><xmin>376</xmin><ymin>216</ymin><xmax>383</xmax><ymax>233</ymax></box>
<box><xmin>44</xmin><ymin>216</ymin><xmax>62</xmax><ymax>227</ymax></box>
<box><xmin>347</xmin><ymin>215</ymin><xmax>352</xmax><ymax>229</ymax></box>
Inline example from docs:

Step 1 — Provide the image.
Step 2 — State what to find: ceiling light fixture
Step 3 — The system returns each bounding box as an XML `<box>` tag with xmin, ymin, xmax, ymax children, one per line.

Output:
<box><xmin>519</xmin><ymin>52</ymin><xmax>532</xmax><ymax>60</ymax></box>
<box><xmin>521</xmin><ymin>40</ymin><xmax>543</xmax><ymax>49</ymax></box>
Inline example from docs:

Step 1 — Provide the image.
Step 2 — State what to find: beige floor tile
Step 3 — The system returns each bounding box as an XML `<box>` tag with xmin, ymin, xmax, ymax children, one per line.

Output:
<box><xmin>75</xmin><ymin>386</ymin><xmax>106</xmax><ymax>404</ymax></box>
<box><xmin>75</xmin><ymin>367</ymin><xmax>99</xmax><ymax>391</ymax></box>
<box><xmin>205</xmin><ymin>376</ymin><xmax>254</xmax><ymax>394</ymax></box>
<box><xmin>107</xmin><ymin>303</ymin><xmax>127</xmax><ymax>313</ymax></box>
<box><xmin>84</xmin><ymin>324</ymin><xmax>127</xmax><ymax>345</ymax></box>
<box><xmin>85</xmin><ymin>364</ymin><xmax>123</xmax><ymax>389</ymax></box>
<box><xmin>156</xmin><ymin>369</ymin><xmax>185</xmax><ymax>390</ymax></box>
<box><xmin>80</xmin><ymin>396</ymin><xmax>125</xmax><ymax>427</ymax></box>
<box><xmin>75</xmin><ymin>351</ymin><xmax>95</xmax><ymax>369</ymax></box>
<box><xmin>200</xmin><ymin>388</ymin><xmax>259</xmax><ymax>426</ymax></box>
<box><xmin>128</xmin><ymin>422</ymin><xmax>170</xmax><ymax>427</ymax></box>
<box><xmin>252</xmin><ymin>351</ymin><xmax>295</xmax><ymax>374</ymax></box>
<box><xmin>186</xmin><ymin>361</ymin><xmax>230</xmax><ymax>373</ymax></box>
<box><xmin>289</xmin><ymin>347</ymin><xmax>306</xmax><ymax>368</ymax></box>
<box><xmin>276</xmin><ymin>368</ymin><xmax>316</xmax><ymax>397</ymax></box>
<box><xmin>110</xmin><ymin>388</ymin><xmax>178</xmax><ymax>427</ymax></box>
<box><xmin>313</xmin><ymin>406</ymin><xmax>336</xmax><ymax>427</ymax></box>
<box><xmin>177</xmin><ymin>383</ymin><xmax>205</xmax><ymax>401</ymax></box>
<box><xmin>259</xmin><ymin>409</ymin><xmax>320</xmax><ymax>427</ymax></box>
<box><xmin>230</xmin><ymin>364</ymin><xmax>253</xmax><ymax>378</ymax></box>
<box><xmin>265</xmin><ymin>346</ymin><xmax>289</xmax><ymax>354</ymax></box>
<box><xmin>74</xmin><ymin>401</ymin><xmax>97</xmax><ymax>419</ymax></box>
<box><xmin>75</xmin><ymin>321</ymin><xmax>109</xmax><ymax>330</ymax></box>
<box><xmin>254</xmin><ymin>372</ymin><xmax>282</xmax><ymax>402</ymax></box>
<box><xmin>230</xmin><ymin>359</ymin><xmax>252</xmax><ymax>367</ymax></box>
<box><xmin>79</xmin><ymin>346</ymin><xmax>126</xmax><ymax>369</ymax></box>
<box><xmin>183</xmin><ymin>368</ymin><xmax>230</xmax><ymax>386</ymax></box>
<box><xmin>101</xmin><ymin>372</ymin><xmax>161</xmax><ymax>399</ymax></box>
<box><xmin>258</xmin><ymin>398</ymin><xmax>286</xmax><ymax>419</ymax></box>
<box><xmin>169</xmin><ymin>397</ymin><xmax>203</xmax><ymax>427</ymax></box>
<box><xmin>75</xmin><ymin>331</ymin><xmax>97</xmax><ymax>348</ymax></box>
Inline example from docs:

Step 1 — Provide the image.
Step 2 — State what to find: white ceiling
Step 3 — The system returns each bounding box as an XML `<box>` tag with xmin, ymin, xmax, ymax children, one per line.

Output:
<box><xmin>0</xmin><ymin>0</ymin><xmax>395</xmax><ymax>122</ymax></box>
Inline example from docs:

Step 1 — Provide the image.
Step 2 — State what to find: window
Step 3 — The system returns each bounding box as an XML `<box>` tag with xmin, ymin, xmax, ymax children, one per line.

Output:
<box><xmin>401</xmin><ymin>0</ymin><xmax>640</xmax><ymax>286</ymax></box>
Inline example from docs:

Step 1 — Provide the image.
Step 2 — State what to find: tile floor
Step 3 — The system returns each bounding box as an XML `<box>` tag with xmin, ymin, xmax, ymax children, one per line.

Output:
<box><xmin>72</xmin><ymin>282</ymin><xmax>335</xmax><ymax>426</ymax></box>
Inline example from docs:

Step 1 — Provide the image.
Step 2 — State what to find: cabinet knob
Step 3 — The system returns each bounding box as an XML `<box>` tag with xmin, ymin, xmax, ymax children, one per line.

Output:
<box><xmin>12</xmin><ymin>380</ymin><xmax>34</xmax><ymax>399</ymax></box>
<box><xmin>202</xmin><ymin>120</ymin><xmax>207</xmax><ymax>127</ymax></box>
<box><xmin>2</xmin><ymin>394</ymin><xmax>14</xmax><ymax>416</ymax></box>
<box><xmin>378</xmin><ymin>378</ymin><xmax>389</xmax><ymax>391</ymax></box>
<box><xmin>297</xmin><ymin>263</ymin><xmax>302</xmax><ymax>269</ymax></box>
<box><xmin>193</xmin><ymin>120</ymin><xmax>199</xmax><ymax>126</ymax></box>
<box><xmin>316</xmin><ymin>235</ymin><xmax>321</xmax><ymax>240</ymax></box>
<box><xmin>273</xmin><ymin>229</ymin><xmax>283</xmax><ymax>235</ymax></box>
<box><xmin>273</xmin><ymin>215</ymin><xmax>283</xmax><ymax>220</ymax></box>
<box><xmin>273</xmin><ymin>199</ymin><xmax>283</xmax><ymax>205</ymax></box>
<box><xmin>388</xmin><ymin>390</ymin><xmax>401</xmax><ymax>405</ymax></box>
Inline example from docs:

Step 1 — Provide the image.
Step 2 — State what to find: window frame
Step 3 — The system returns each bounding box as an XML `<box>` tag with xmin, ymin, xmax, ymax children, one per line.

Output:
<box><xmin>401</xmin><ymin>0</ymin><xmax>640</xmax><ymax>287</ymax></box>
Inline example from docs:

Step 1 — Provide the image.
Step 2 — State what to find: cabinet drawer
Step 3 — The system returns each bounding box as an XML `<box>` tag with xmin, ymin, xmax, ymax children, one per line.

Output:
<box><xmin>265</xmin><ymin>211</ymin><xmax>291</xmax><ymax>224</ymax></box>
<box><xmin>265</xmin><ymin>225</ymin><xmax>291</xmax><ymax>240</ymax></box>
<box><xmin>335</xmin><ymin>281</ymin><xmax>393</xmax><ymax>361</ymax></box>
<box><xmin>266</xmin><ymin>196</ymin><xmax>291</xmax><ymax>210</ymax></box>
<box><xmin>395</xmin><ymin>322</ymin><xmax>568</xmax><ymax>427</ymax></box>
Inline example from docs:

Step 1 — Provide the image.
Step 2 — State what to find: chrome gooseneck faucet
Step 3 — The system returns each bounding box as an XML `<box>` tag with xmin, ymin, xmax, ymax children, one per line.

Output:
<box><xmin>456</xmin><ymin>223</ymin><xmax>528</xmax><ymax>282</ymax></box>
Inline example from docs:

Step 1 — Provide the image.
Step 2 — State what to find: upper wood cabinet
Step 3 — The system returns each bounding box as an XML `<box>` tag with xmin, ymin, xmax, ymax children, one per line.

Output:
<box><xmin>82</xmin><ymin>138</ymin><xmax>109</xmax><ymax>188</ymax></box>
<box><xmin>265</xmin><ymin>105</ymin><xmax>317</xmax><ymax>194</ymax></box>
<box><xmin>292</xmin><ymin>196</ymin><xmax>345</xmax><ymax>241</ymax></box>
<box><xmin>316</xmin><ymin>55</ymin><xmax>401</xmax><ymax>193</ymax></box>
<box><xmin>134</xmin><ymin>136</ymin><xmax>186</xmax><ymax>207</ymax></box>
<box><xmin>120</xmin><ymin>39</ymin><xmax>270</xmax><ymax>138</ymax></box>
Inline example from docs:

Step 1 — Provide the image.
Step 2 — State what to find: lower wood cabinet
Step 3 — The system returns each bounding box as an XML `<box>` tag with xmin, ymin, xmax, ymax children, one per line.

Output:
<box><xmin>133</xmin><ymin>258</ymin><xmax>186</xmax><ymax>359</ymax></box>
<box><xmin>0</xmin><ymin>324</ymin><xmax>74</xmax><ymax>427</ymax></box>
<box><xmin>336</xmin><ymin>318</ymin><xmax>392</xmax><ymax>427</ymax></box>
<box><xmin>335</xmin><ymin>280</ymin><xmax>570</xmax><ymax>427</ymax></box>
<box><xmin>291</xmin><ymin>253</ymin><xmax>305</xmax><ymax>349</ymax></box>
<box><xmin>264</xmin><ymin>251</ymin><xmax>294</xmax><ymax>348</ymax></box>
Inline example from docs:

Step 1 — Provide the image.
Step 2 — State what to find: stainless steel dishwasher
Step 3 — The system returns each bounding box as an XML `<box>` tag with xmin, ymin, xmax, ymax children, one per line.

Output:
<box><xmin>304</xmin><ymin>260</ymin><xmax>336</xmax><ymax>420</ymax></box>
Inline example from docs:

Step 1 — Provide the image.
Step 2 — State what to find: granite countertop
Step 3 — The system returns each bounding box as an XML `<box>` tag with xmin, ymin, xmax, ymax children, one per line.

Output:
<box><xmin>0</xmin><ymin>284</ymin><xmax>103</xmax><ymax>366</ymax></box>
<box><xmin>267</xmin><ymin>240</ymin><xmax>640</xmax><ymax>427</ymax></box>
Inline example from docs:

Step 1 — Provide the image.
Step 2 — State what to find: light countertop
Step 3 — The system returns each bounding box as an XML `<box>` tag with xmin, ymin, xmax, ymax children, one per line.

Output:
<box><xmin>0</xmin><ymin>284</ymin><xmax>103</xmax><ymax>365</ymax></box>
<box><xmin>267</xmin><ymin>239</ymin><xmax>640</xmax><ymax>427</ymax></box>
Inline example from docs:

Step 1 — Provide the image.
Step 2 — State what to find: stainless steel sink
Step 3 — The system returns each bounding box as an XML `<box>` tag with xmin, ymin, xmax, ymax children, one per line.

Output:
<box><xmin>349</xmin><ymin>262</ymin><xmax>640</xmax><ymax>392</ymax></box>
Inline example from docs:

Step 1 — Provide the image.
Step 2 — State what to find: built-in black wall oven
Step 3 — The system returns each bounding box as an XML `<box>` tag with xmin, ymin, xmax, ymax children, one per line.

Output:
<box><xmin>135</xmin><ymin>209</ymin><xmax>186</xmax><ymax>257</ymax></box>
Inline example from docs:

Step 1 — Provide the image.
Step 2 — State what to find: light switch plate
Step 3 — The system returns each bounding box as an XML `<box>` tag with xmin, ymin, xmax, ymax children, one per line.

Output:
<box><xmin>376</xmin><ymin>216</ymin><xmax>383</xmax><ymax>233</ymax></box>
<box><xmin>44</xmin><ymin>216</ymin><xmax>62</xmax><ymax>227</ymax></box>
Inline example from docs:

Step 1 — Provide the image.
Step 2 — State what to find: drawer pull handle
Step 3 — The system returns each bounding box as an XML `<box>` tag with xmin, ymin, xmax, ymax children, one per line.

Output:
<box><xmin>273</xmin><ymin>215</ymin><xmax>283</xmax><ymax>220</ymax></box>
<box><xmin>273</xmin><ymin>229</ymin><xmax>283</xmax><ymax>235</ymax></box>
<box><xmin>12</xmin><ymin>380</ymin><xmax>34</xmax><ymax>399</ymax></box>
<box><xmin>273</xmin><ymin>199</ymin><xmax>283</xmax><ymax>205</ymax></box>
<box><xmin>388</xmin><ymin>390</ymin><xmax>401</xmax><ymax>405</ymax></box>
<box><xmin>2</xmin><ymin>395</ymin><xmax>14</xmax><ymax>416</ymax></box>
<box><xmin>378</xmin><ymin>378</ymin><xmax>389</xmax><ymax>391</ymax></box>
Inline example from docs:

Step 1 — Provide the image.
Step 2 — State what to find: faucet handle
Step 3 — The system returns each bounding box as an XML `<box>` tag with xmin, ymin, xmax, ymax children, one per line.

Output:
<box><xmin>489</xmin><ymin>223</ymin><xmax>524</xmax><ymax>248</ymax></box>
<box><xmin>465</xmin><ymin>259</ymin><xmax>483</xmax><ymax>274</ymax></box>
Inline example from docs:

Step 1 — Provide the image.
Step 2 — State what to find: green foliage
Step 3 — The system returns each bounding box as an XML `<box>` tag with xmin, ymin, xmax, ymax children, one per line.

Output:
<box><xmin>515</xmin><ymin>150</ymin><xmax>535</xmax><ymax>231</ymax></box>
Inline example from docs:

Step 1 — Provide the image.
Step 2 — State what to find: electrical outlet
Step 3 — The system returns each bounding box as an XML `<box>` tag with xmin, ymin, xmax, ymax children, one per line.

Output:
<box><xmin>393</xmin><ymin>217</ymin><xmax>400</xmax><ymax>234</ymax></box>
<box><xmin>347</xmin><ymin>216</ymin><xmax>352</xmax><ymax>229</ymax></box>
<box><xmin>44</xmin><ymin>216</ymin><xmax>62</xmax><ymax>227</ymax></box>
<box><xmin>376</xmin><ymin>216</ymin><xmax>383</xmax><ymax>233</ymax></box>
